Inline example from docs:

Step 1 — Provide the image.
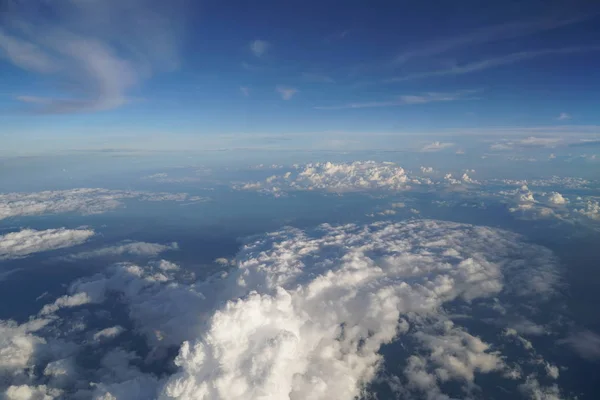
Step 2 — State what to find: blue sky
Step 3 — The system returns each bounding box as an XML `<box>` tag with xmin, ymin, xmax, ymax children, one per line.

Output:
<box><xmin>1</xmin><ymin>0</ymin><xmax>600</xmax><ymax>154</ymax></box>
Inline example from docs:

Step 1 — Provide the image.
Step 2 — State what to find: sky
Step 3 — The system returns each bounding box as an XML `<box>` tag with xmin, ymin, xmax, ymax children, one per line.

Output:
<box><xmin>1</xmin><ymin>0</ymin><xmax>600</xmax><ymax>154</ymax></box>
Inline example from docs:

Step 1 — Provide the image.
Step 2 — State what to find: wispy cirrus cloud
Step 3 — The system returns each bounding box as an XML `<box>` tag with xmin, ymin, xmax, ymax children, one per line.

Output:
<box><xmin>249</xmin><ymin>39</ymin><xmax>269</xmax><ymax>57</ymax></box>
<box><xmin>276</xmin><ymin>85</ymin><xmax>298</xmax><ymax>100</ymax></box>
<box><xmin>557</xmin><ymin>112</ymin><xmax>571</xmax><ymax>121</ymax></box>
<box><xmin>0</xmin><ymin>0</ymin><xmax>188</xmax><ymax>114</ymax></box>
<box><xmin>314</xmin><ymin>89</ymin><xmax>479</xmax><ymax>110</ymax></box>
<box><xmin>387</xmin><ymin>46</ymin><xmax>600</xmax><ymax>82</ymax></box>
<box><xmin>393</xmin><ymin>14</ymin><xmax>595</xmax><ymax>65</ymax></box>
<box><xmin>239</xmin><ymin>86</ymin><xmax>250</xmax><ymax>97</ymax></box>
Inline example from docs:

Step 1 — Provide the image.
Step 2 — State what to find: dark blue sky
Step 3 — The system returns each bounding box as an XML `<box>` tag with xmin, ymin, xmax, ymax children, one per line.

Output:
<box><xmin>1</xmin><ymin>0</ymin><xmax>600</xmax><ymax>153</ymax></box>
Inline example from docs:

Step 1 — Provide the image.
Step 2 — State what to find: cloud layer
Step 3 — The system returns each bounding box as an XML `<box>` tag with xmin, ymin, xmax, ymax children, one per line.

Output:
<box><xmin>0</xmin><ymin>188</ymin><xmax>199</xmax><ymax>220</ymax></box>
<box><xmin>0</xmin><ymin>228</ymin><xmax>94</xmax><ymax>260</ymax></box>
<box><xmin>0</xmin><ymin>220</ymin><xmax>567</xmax><ymax>399</ymax></box>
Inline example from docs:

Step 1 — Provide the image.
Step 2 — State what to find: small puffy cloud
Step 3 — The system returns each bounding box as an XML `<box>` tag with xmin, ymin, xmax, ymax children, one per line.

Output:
<box><xmin>40</xmin><ymin>292</ymin><xmax>94</xmax><ymax>315</ymax></box>
<box><xmin>239</xmin><ymin>86</ymin><xmax>250</xmax><ymax>97</ymax></box>
<box><xmin>420</xmin><ymin>166</ymin><xmax>434</xmax><ymax>173</ymax></box>
<box><xmin>249</xmin><ymin>40</ymin><xmax>269</xmax><ymax>57</ymax></box>
<box><xmin>574</xmin><ymin>200</ymin><xmax>600</xmax><ymax>220</ymax></box>
<box><xmin>519</xmin><ymin>376</ymin><xmax>567</xmax><ymax>400</ymax></box>
<box><xmin>276</xmin><ymin>85</ymin><xmax>298</xmax><ymax>100</ymax></box>
<box><xmin>94</xmin><ymin>326</ymin><xmax>125</xmax><ymax>342</ymax></box>
<box><xmin>64</xmin><ymin>241</ymin><xmax>178</xmax><ymax>261</ymax></box>
<box><xmin>0</xmin><ymin>228</ymin><xmax>94</xmax><ymax>260</ymax></box>
<box><xmin>557</xmin><ymin>112</ymin><xmax>571</xmax><ymax>121</ymax></box>
<box><xmin>5</xmin><ymin>385</ymin><xmax>63</xmax><ymax>400</ymax></box>
<box><xmin>421</xmin><ymin>141</ymin><xmax>454</xmax><ymax>152</ymax></box>
<box><xmin>547</xmin><ymin>192</ymin><xmax>567</xmax><ymax>205</ymax></box>
<box><xmin>545</xmin><ymin>363</ymin><xmax>560</xmax><ymax>379</ymax></box>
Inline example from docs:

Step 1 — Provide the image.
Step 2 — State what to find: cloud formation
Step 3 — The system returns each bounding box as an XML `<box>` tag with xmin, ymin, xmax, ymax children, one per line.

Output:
<box><xmin>388</xmin><ymin>46</ymin><xmax>600</xmax><ymax>82</ymax></box>
<box><xmin>0</xmin><ymin>188</ymin><xmax>198</xmax><ymax>220</ymax></box>
<box><xmin>64</xmin><ymin>241</ymin><xmax>179</xmax><ymax>261</ymax></box>
<box><xmin>0</xmin><ymin>228</ymin><xmax>94</xmax><ymax>260</ymax></box>
<box><xmin>275</xmin><ymin>85</ymin><xmax>298</xmax><ymax>100</ymax></box>
<box><xmin>0</xmin><ymin>220</ymin><xmax>565</xmax><ymax>399</ymax></box>
<box><xmin>315</xmin><ymin>90</ymin><xmax>478</xmax><ymax>110</ymax></box>
<box><xmin>237</xmin><ymin>161</ymin><xmax>410</xmax><ymax>195</ymax></box>
<box><xmin>249</xmin><ymin>40</ymin><xmax>269</xmax><ymax>57</ymax></box>
<box><xmin>0</xmin><ymin>0</ymin><xmax>188</xmax><ymax>113</ymax></box>
<box><xmin>558</xmin><ymin>112</ymin><xmax>571</xmax><ymax>121</ymax></box>
<box><xmin>421</xmin><ymin>141</ymin><xmax>455</xmax><ymax>152</ymax></box>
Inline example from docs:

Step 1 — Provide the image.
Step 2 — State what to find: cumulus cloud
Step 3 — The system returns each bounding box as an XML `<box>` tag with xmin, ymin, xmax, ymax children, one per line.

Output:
<box><xmin>421</xmin><ymin>141</ymin><xmax>455</xmax><ymax>152</ymax></box>
<box><xmin>236</xmin><ymin>161</ymin><xmax>410</xmax><ymax>195</ymax></box>
<box><xmin>0</xmin><ymin>188</ymin><xmax>197</xmax><ymax>220</ymax></box>
<box><xmin>548</xmin><ymin>192</ymin><xmax>567</xmax><ymax>205</ymax></box>
<box><xmin>0</xmin><ymin>220</ymin><xmax>564</xmax><ymax>399</ymax></box>
<box><xmin>420</xmin><ymin>166</ymin><xmax>434</xmax><ymax>173</ymax></box>
<box><xmin>0</xmin><ymin>228</ymin><xmax>94</xmax><ymax>260</ymax></box>
<box><xmin>0</xmin><ymin>0</ymin><xmax>188</xmax><ymax>113</ymax></box>
<box><xmin>64</xmin><ymin>241</ymin><xmax>178</xmax><ymax>261</ymax></box>
<box><xmin>574</xmin><ymin>199</ymin><xmax>600</xmax><ymax>221</ymax></box>
<box><xmin>275</xmin><ymin>85</ymin><xmax>298</xmax><ymax>100</ymax></box>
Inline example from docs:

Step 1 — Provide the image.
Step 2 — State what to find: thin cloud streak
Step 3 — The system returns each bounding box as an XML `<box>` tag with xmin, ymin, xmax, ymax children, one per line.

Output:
<box><xmin>393</xmin><ymin>14</ymin><xmax>596</xmax><ymax>65</ymax></box>
<box><xmin>314</xmin><ymin>90</ymin><xmax>479</xmax><ymax>110</ymax></box>
<box><xmin>387</xmin><ymin>46</ymin><xmax>600</xmax><ymax>82</ymax></box>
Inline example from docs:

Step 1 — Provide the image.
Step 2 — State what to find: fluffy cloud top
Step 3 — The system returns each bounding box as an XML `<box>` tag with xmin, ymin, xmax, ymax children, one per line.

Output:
<box><xmin>238</xmin><ymin>161</ymin><xmax>409</xmax><ymax>194</ymax></box>
<box><xmin>0</xmin><ymin>228</ymin><xmax>94</xmax><ymax>260</ymax></box>
<box><xmin>0</xmin><ymin>220</ymin><xmax>565</xmax><ymax>399</ymax></box>
<box><xmin>0</xmin><ymin>188</ymin><xmax>198</xmax><ymax>220</ymax></box>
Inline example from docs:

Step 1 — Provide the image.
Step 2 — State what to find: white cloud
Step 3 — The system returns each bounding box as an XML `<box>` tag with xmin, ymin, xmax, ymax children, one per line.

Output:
<box><xmin>94</xmin><ymin>326</ymin><xmax>125</xmax><ymax>342</ymax></box>
<box><xmin>560</xmin><ymin>330</ymin><xmax>600</xmax><ymax>360</ymax></box>
<box><xmin>421</xmin><ymin>141</ymin><xmax>455</xmax><ymax>152</ymax></box>
<box><xmin>239</xmin><ymin>86</ymin><xmax>250</xmax><ymax>96</ymax></box>
<box><xmin>5</xmin><ymin>384</ymin><xmax>63</xmax><ymax>400</ymax></box>
<box><xmin>157</xmin><ymin>220</ymin><xmax>558</xmax><ymax>399</ymax></box>
<box><xmin>249</xmin><ymin>40</ymin><xmax>269</xmax><ymax>57</ymax></box>
<box><xmin>0</xmin><ymin>0</ymin><xmax>187</xmax><ymax>113</ymax></box>
<box><xmin>64</xmin><ymin>241</ymin><xmax>178</xmax><ymax>261</ymax></box>
<box><xmin>557</xmin><ymin>112</ymin><xmax>571</xmax><ymax>121</ymax></box>
<box><xmin>315</xmin><ymin>90</ymin><xmax>478</xmax><ymax>110</ymax></box>
<box><xmin>0</xmin><ymin>228</ymin><xmax>94</xmax><ymax>260</ymax></box>
<box><xmin>275</xmin><ymin>85</ymin><xmax>298</xmax><ymax>100</ymax></box>
<box><xmin>0</xmin><ymin>188</ymin><xmax>197</xmax><ymax>220</ymax></box>
<box><xmin>519</xmin><ymin>375</ymin><xmax>568</xmax><ymax>400</ymax></box>
<box><xmin>548</xmin><ymin>192</ymin><xmax>567</xmax><ymax>205</ymax></box>
<box><xmin>388</xmin><ymin>46</ymin><xmax>600</xmax><ymax>82</ymax></box>
<box><xmin>0</xmin><ymin>220</ymin><xmax>565</xmax><ymax>400</ymax></box>
<box><xmin>237</xmin><ymin>161</ymin><xmax>410</xmax><ymax>195</ymax></box>
<box><xmin>392</xmin><ymin>15</ymin><xmax>593</xmax><ymax>65</ymax></box>
<box><xmin>574</xmin><ymin>200</ymin><xmax>600</xmax><ymax>220</ymax></box>
<box><xmin>420</xmin><ymin>166</ymin><xmax>434</xmax><ymax>173</ymax></box>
